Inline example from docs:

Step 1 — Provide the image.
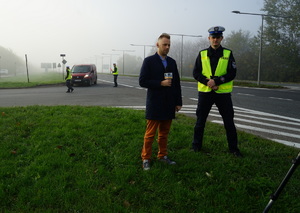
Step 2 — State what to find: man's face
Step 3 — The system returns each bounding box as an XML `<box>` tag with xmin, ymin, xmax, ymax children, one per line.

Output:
<box><xmin>157</xmin><ymin>37</ymin><xmax>170</xmax><ymax>56</ymax></box>
<box><xmin>208</xmin><ymin>35</ymin><xmax>223</xmax><ymax>49</ymax></box>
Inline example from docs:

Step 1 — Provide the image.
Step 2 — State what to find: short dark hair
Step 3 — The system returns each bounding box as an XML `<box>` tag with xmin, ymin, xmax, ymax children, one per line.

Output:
<box><xmin>158</xmin><ymin>33</ymin><xmax>170</xmax><ymax>40</ymax></box>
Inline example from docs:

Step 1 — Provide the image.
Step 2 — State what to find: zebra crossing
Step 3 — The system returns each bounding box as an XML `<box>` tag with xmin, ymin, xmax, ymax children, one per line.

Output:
<box><xmin>182</xmin><ymin>105</ymin><xmax>300</xmax><ymax>148</ymax></box>
<box><xmin>118</xmin><ymin>104</ymin><xmax>300</xmax><ymax>148</ymax></box>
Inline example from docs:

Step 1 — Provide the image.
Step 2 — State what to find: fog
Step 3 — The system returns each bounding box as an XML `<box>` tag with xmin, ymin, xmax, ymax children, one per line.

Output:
<box><xmin>0</xmin><ymin>0</ymin><xmax>264</xmax><ymax>72</ymax></box>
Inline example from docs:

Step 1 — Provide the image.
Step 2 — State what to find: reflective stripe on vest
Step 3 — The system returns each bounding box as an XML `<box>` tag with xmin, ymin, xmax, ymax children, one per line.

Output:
<box><xmin>198</xmin><ymin>49</ymin><xmax>233</xmax><ymax>93</ymax></box>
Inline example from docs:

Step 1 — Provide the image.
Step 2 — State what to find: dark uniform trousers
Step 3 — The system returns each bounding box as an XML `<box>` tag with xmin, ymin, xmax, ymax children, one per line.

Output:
<box><xmin>192</xmin><ymin>91</ymin><xmax>238</xmax><ymax>152</ymax></box>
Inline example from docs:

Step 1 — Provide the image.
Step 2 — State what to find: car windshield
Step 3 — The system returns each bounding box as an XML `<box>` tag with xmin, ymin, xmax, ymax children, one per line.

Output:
<box><xmin>72</xmin><ymin>66</ymin><xmax>90</xmax><ymax>73</ymax></box>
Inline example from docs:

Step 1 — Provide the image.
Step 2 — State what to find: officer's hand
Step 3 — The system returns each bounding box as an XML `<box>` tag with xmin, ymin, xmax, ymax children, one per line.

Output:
<box><xmin>207</xmin><ymin>79</ymin><xmax>216</xmax><ymax>88</ymax></box>
<box><xmin>161</xmin><ymin>79</ymin><xmax>172</xmax><ymax>87</ymax></box>
<box><xmin>212</xmin><ymin>86</ymin><xmax>219</xmax><ymax>91</ymax></box>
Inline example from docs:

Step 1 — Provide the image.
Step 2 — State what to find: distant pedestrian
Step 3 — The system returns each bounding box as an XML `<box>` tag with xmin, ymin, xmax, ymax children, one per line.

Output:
<box><xmin>65</xmin><ymin>66</ymin><xmax>74</xmax><ymax>93</ymax></box>
<box><xmin>192</xmin><ymin>26</ymin><xmax>242</xmax><ymax>157</ymax></box>
<box><xmin>139</xmin><ymin>33</ymin><xmax>182</xmax><ymax>170</ymax></box>
<box><xmin>111</xmin><ymin>63</ymin><xmax>118</xmax><ymax>87</ymax></box>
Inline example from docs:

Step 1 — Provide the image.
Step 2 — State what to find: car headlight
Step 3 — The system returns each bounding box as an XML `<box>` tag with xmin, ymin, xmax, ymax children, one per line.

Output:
<box><xmin>84</xmin><ymin>74</ymin><xmax>89</xmax><ymax>78</ymax></box>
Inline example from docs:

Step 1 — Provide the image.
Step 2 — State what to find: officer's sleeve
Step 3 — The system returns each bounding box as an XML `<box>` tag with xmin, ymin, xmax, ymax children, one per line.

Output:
<box><xmin>193</xmin><ymin>54</ymin><xmax>209</xmax><ymax>85</ymax></box>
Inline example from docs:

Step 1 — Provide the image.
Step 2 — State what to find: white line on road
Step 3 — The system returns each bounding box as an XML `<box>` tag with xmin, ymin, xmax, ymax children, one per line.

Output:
<box><xmin>269</xmin><ymin>97</ymin><xmax>293</xmax><ymax>101</ymax></box>
<box><xmin>209</xmin><ymin>109</ymin><xmax>300</xmax><ymax>126</ymax></box>
<box><xmin>233</xmin><ymin>117</ymin><xmax>300</xmax><ymax>133</ymax></box>
<box><xmin>237</xmin><ymin>93</ymin><xmax>255</xmax><ymax>96</ymax></box>
<box><xmin>212</xmin><ymin>120</ymin><xmax>300</xmax><ymax>140</ymax></box>
<box><xmin>269</xmin><ymin>139</ymin><xmax>300</xmax><ymax>148</ymax></box>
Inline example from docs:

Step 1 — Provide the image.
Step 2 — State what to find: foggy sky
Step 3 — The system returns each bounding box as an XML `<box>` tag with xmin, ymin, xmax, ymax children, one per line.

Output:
<box><xmin>0</xmin><ymin>0</ymin><xmax>264</xmax><ymax>68</ymax></box>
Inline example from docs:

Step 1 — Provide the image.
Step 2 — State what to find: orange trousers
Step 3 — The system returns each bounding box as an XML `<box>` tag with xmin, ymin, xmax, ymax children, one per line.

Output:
<box><xmin>141</xmin><ymin>119</ymin><xmax>172</xmax><ymax>160</ymax></box>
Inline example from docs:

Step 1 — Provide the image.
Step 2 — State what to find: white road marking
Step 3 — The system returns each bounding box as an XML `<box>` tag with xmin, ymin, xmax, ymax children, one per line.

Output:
<box><xmin>269</xmin><ymin>97</ymin><xmax>293</xmax><ymax>101</ymax></box>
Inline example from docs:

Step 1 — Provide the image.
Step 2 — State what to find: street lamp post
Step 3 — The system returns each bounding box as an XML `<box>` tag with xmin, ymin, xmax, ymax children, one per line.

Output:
<box><xmin>232</xmin><ymin>10</ymin><xmax>290</xmax><ymax>85</ymax></box>
<box><xmin>102</xmin><ymin>53</ymin><xmax>120</xmax><ymax>72</ymax></box>
<box><xmin>112</xmin><ymin>49</ymin><xmax>135</xmax><ymax>75</ymax></box>
<box><xmin>101</xmin><ymin>55</ymin><xmax>110</xmax><ymax>73</ymax></box>
<box><xmin>169</xmin><ymin>33</ymin><xmax>202</xmax><ymax>77</ymax></box>
<box><xmin>130</xmin><ymin>44</ymin><xmax>156</xmax><ymax>59</ymax></box>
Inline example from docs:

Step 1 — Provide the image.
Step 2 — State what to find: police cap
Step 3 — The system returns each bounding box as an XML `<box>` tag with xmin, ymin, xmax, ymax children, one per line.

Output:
<box><xmin>208</xmin><ymin>26</ymin><xmax>225</xmax><ymax>36</ymax></box>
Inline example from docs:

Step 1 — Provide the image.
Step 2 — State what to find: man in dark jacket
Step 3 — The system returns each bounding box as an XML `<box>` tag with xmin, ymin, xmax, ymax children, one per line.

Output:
<box><xmin>139</xmin><ymin>33</ymin><xmax>182</xmax><ymax>170</ymax></box>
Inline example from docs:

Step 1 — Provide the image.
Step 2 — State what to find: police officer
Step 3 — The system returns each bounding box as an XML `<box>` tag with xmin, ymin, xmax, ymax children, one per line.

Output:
<box><xmin>192</xmin><ymin>26</ymin><xmax>242</xmax><ymax>157</ymax></box>
<box><xmin>65</xmin><ymin>66</ymin><xmax>74</xmax><ymax>93</ymax></box>
<box><xmin>111</xmin><ymin>63</ymin><xmax>118</xmax><ymax>87</ymax></box>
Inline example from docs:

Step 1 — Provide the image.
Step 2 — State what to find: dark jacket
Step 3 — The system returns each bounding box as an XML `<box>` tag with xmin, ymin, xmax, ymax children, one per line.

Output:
<box><xmin>139</xmin><ymin>53</ymin><xmax>182</xmax><ymax>120</ymax></box>
<box><xmin>193</xmin><ymin>45</ymin><xmax>237</xmax><ymax>86</ymax></box>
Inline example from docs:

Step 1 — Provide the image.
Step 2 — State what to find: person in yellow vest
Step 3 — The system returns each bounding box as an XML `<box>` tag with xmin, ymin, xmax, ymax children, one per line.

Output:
<box><xmin>192</xmin><ymin>26</ymin><xmax>242</xmax><ymax>157</ymax></box>
<box><xmin>65</xmin><ymin>66</ymin><xmax>74</xmax><ymax>93</ymax></box>
<box><xmin>110</xmin><ymin>63</ymin><xmax>118</xmax><ymax>87</ymax></box>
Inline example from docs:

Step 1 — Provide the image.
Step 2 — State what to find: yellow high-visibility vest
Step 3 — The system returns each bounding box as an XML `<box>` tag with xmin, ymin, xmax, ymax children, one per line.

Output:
<box><xmin>113</xmin><ymin>67</ymin><xmax>118</xmax><ymax>75</ymax></box>
<box><xmin>66</xmin><ymin>69</ymin><xmax>72</xmax><ymax>80</ymax></box>
<box><xmin>198</xmin><ymin>49</ymin><xmax>233</xmax><ymax>93</ymax></box>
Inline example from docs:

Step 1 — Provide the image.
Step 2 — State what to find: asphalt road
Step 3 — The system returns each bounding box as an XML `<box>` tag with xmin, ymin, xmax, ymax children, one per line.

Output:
<box><xmin>1</xmin><ymin>74</ymin><xmax>300</xmax><ymax>148</ymax></box>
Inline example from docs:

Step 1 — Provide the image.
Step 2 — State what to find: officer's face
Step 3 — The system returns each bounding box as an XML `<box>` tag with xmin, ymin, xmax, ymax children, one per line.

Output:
<box><xmin>157</xmin><ymin>37</ymin><xmax>170</xmax><ymax>57</ymax></box>
<box><xmin>208</xmin><ymin>35</ymin><xmax>223</xmax><ymax>49</ymax></box>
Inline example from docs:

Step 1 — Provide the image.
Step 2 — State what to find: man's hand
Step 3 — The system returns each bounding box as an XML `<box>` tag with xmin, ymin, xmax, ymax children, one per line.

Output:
<box><xmin>161</xmin><ymin>79</ymin><xmax>172</xmax><ymax>87</ymax></box>
<box><xmin>175</xmin><ymin>106</ymin><xmax>182</xmax><ymax>112</ymax></box>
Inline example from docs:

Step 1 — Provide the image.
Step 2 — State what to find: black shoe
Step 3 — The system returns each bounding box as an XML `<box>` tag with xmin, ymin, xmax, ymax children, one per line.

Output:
<box><xmin>231</xmin><ymin>151</ymin><xmax>243</xmax><ymax>158</ymax></box>
<box><xmin>192</xmin><ymin>144</ymin><xmax>201</xmax><ymax>152</ymax></box>
<box><xmin>66</xmin><ymin>91</ymin><xmax>70</xmax><ymax>93</ymax></box>
<box><xmin>71</xmin><ymin>89</ymin><xmax>74</xmax><ymax>92</ymax></box>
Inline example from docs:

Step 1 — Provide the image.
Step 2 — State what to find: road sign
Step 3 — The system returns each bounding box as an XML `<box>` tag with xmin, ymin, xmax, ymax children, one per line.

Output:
<box><xmin>62</xmin><ymin>59</ymin><xmax>67</xmax><ymax>64</ymax></box>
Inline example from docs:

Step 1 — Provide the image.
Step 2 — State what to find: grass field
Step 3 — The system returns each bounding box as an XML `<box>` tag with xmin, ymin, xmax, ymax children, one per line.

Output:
<box><xmin>0</xmin><ymin>72</ymin><xmax>64</xmax><ymax>88</ymax></box>
<box><xmin>0</xmin><ymin>106</ymin><xmax>299</xmax><ymax>212</ymax></box>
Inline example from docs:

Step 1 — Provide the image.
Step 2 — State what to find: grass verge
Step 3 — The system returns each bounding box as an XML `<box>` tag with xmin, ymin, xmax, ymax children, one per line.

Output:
<box><xmin>0</xmin><ymin>106</ymin><xmax>299</xmax><ymax>212</ymax></box>
<box><xmin>0</xmin><ymin>72</ymin><xmax>64</xmax><ymax>88</ymax></box>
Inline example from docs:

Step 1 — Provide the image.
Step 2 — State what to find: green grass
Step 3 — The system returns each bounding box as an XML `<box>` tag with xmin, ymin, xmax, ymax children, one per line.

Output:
<box><xmin>0</xmin><ymin>106</ymin><xmax>299</xmax><ymax>212</ymax></box>
<box><xmin>0</xmin><ymin>72</ymin><xmax>64</xmax><ymax>88</ymax></box>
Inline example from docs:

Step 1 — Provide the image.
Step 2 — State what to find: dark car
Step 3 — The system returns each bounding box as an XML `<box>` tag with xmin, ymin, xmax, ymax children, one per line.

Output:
<box><xmin>71</xmin><ymin>64</ymin><xmax>97</xmax><ymax>86</ymax></box>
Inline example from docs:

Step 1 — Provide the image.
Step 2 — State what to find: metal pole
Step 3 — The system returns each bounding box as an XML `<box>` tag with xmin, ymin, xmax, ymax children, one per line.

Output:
<box><xmin>231</xmin><ymin>11</ymin><xmax>291</xmax><ymax>86</ymax></box>
<box><xmin>180</xmin><ymin>35</ymin><xmax>183</xmax><ymax>78</ymax></box>
<box><xmin>257</xmin><ymin>16</ymin><xmax>264</xmax><ymax>86</ymax></box>
<box><xmin>122</xmin><ymin>51</ymin><xmax>124</xmax><ymax>75</ymax></box>
<box><xmin>130</xmin><ymin>44</ymin><xmax>155</xmax><ymax>59</ymax></box>
<box><xmin>25</xmin><ymin>54</ymin><xmax>30</xmax><ymax>83</ymax></box>
<box><xmin>110</xmin><ymin>55</ymin><xmax>112</xmax><ymax>70</ymax></box>
<box><xmin>101</xmin><ymin>57</ymin><xmax>103</xmax><ymax>73</ymax></box>
<box><xmin>62</xmin><ymin>57</ymin><xmax>65</xmax><ymax>80</ymax></box>
<box><xmin>263</xmin><ymin>152</ymin><xmax>300</xmax><ymax>213</ymax></box>
<box><xmin>112</xmin><ymin>49</ymin><xmax>135</xmax><ymax>75</ymax></box>
<box><xmin>168</xmin><ymin>34</ymin><xmax>202</xmax><ymax>78</ymax></box>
